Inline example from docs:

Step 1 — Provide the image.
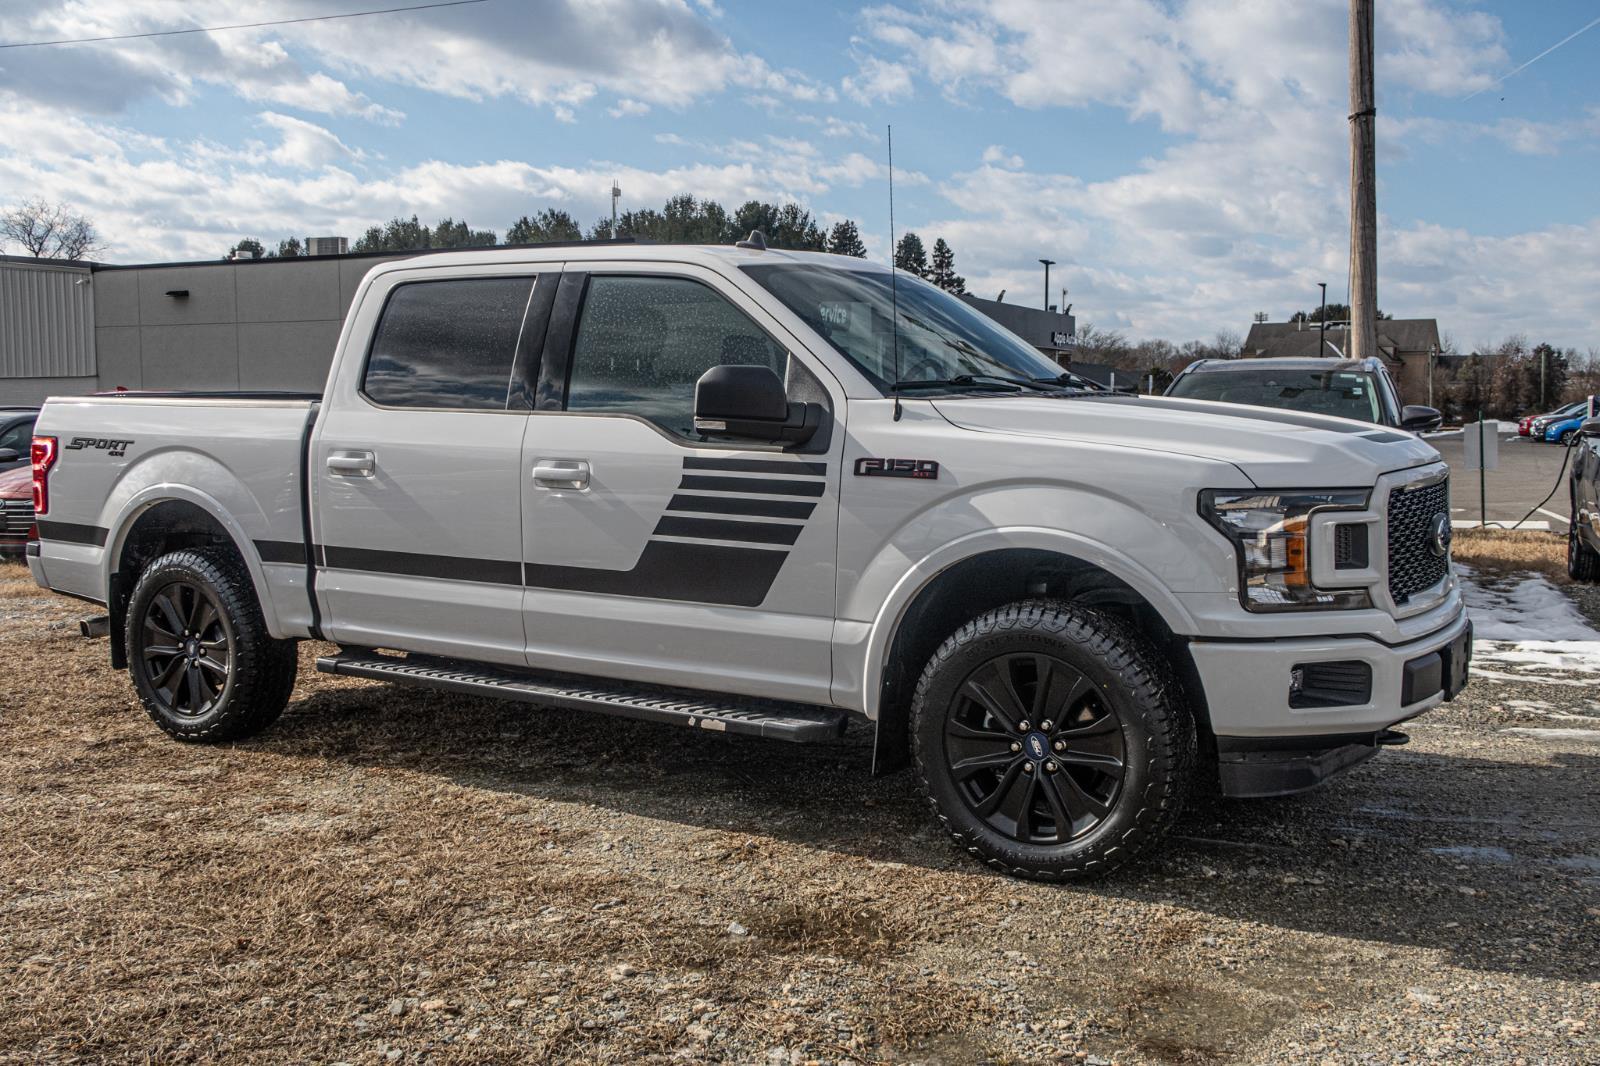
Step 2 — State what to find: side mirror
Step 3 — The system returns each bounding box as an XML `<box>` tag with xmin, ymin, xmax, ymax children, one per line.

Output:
<box><xmin>1580</xmin><ymin>416</ymin><xmax>1600</xmax><ymax>438</ymax></box>
<box><xmin>1399</xmin><ymin>405</ymin><xmax>1443</xmax><ymax>433</ymax></box>
<box><xmin>694</xmin><ymin>365</ymin><xmax>820</xmax><ymax>444</ymax></box>
<box><xmin>0</xmin><ymin>448</ymin><xmax>19</xmax><ymax>463</ymax></box>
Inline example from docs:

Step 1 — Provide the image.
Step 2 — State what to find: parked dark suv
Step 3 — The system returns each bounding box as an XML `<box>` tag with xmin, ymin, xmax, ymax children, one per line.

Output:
<box><xmin>1568</xmin><ymin>415</ymin><xmax>1600</xmax><ymax>581</ymax></box>
<box><xmin>0</xmin><ymin>407</ymin><xmax>39</xmax><ymax>473</ymax></box>
<box><xmin>1166</xmin><ymin>358</ymin><xmax>1442</xmax><ymax>432</ymax></box>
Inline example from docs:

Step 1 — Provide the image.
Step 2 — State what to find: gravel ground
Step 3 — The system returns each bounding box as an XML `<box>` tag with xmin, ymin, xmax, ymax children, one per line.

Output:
<box><xmin>1</xmin><ymin>560</ymin><xmax>1596</xmax><ymax>1064</ymax></box>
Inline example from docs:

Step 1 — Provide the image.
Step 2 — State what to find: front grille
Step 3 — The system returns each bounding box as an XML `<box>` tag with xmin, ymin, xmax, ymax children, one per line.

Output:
<box><xmin>1</xmin><ymin>499</ymin><xmax>34</xmax><ymax>537</ymax></box>
<box><xmin>1387</xmin><ymin>477</ymin><xmax>1450</xmax><ymax>604</ymax></box>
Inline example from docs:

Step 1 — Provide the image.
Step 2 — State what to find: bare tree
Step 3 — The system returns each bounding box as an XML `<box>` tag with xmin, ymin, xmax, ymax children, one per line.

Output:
<box><xmin>0</xmin><ymin>199</ymin><xmax>105</xmax><ymax>259</ymax></box>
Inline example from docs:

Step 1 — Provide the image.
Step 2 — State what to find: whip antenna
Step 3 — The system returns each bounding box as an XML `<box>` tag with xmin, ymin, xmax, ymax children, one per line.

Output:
<box><xmin>888</xmin><ymin>124</ymin><xmax>902</xmax><ymax>421</ymax></box>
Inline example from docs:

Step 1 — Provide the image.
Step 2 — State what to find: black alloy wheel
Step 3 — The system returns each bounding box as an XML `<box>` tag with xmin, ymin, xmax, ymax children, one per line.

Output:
<box><xmin>138</xmin><ymin>578</ymin><xmax>234</xmax><ymax>717</ymax></box>
<box><xmin>911</xmin><ymin>600</ymin><xmax>1194</xmax><ymax>881</ymax></box>
<box><xmin>944</xmin><ymin>653</ymin><xmax>1126</xmax><ymax>845</ymax></box>
<box><xmin>125</xmin><ymin>546</ymin><xmax>299</xmax><ymax>742</ymax></box>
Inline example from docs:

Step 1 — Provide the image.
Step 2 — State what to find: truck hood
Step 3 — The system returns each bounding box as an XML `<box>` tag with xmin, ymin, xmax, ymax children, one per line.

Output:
<box><xmin>931</xmin><ymin>394</ymin><xmax>1441</xmax><ymax>486</ymax></box>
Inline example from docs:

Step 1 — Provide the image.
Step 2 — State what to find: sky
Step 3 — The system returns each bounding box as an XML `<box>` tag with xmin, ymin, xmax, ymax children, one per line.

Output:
<box><xmin>0</xmin><ymin>0</ymin><xmax>1596</xmax><ymax>349</ymax></box>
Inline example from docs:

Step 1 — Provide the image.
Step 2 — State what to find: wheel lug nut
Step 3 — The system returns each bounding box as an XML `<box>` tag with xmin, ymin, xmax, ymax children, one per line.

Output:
<box><xmin>1022</xmin><ymin>762</ymin><xmax>1034</xmax><ymax>773</ymax></box>
<box><xmin>1040</xmin><ymin>720</ymin><xmax>1053</xmax><ymax>732</ymax></box>
<box><xmin>1017</xmin><ymin>720</ymin><xmax>1030</xmax><ymax>732</ymax></box>
<box><xmin>1044</xmin><ymin>760</ymin><xmax>1058</xmax><ymax>773</ymax></box>
<box><xmin>1010</xmin><ymin>741</ymin><xmax>1022</xmax><ymax>753</ymax></box>
<box><xmin>1053</xmin><ymin>740</ymin><xmax>1066</xmax><ymax>752</ymax></box>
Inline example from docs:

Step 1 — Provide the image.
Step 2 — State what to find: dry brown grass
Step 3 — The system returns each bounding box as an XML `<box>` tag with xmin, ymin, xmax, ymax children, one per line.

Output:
<box><xmin>1450</xmin><ymin>528</ymin><xmax>1568</xmax><ymax>583</ymax></box>
<box><xmin>3</xmin><ymin>561</ymin><xmax>1597</xmax><ymax>1064</ymax></box>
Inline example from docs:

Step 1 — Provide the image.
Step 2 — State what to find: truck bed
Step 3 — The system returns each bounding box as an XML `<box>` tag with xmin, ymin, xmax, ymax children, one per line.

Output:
<box><xmin>28</xmin><ymin>392</ymin><xmax>319</xmax><ymax>639</ymax></box>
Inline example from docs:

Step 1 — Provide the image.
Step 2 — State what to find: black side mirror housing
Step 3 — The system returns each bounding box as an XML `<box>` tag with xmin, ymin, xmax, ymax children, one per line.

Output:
<box><xmin>1399</xmin><ymin>405</ymin><xmax>1443</xmax><ymax>433</ymax></box>
<box><xmin>694</xmin><ymin>365</ymin><xmax>820</xmax><ymax>444</ymax></box>
<box><xmin>0</xmin><ymin>448</ymin><xmax>19</xmax><ymax>463</ymax></box>
<box><xmin>1580</xmin><ymin>416</ymin><xmax>1600</xmax><ymax>438</ymax></box>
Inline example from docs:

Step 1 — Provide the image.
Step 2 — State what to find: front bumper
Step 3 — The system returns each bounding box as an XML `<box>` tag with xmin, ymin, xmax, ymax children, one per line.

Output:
<box><xmin>1193</xmin><ymin>608</ymin><xmax>1471</xmax><ymax>794</ymax></box>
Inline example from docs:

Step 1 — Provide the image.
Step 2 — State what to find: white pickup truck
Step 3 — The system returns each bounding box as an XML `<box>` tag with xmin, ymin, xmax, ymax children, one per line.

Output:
<box><xmin>25</xmin><ymin>239</ymin><xmax>1471</xmax><ymax>880</ymax></box>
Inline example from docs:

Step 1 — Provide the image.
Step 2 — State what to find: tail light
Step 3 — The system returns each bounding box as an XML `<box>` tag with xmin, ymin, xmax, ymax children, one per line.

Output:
<box><xmin>31</xmin><ymin>436</ymin><xmax>57</xmax><ymax>515</ymax></box>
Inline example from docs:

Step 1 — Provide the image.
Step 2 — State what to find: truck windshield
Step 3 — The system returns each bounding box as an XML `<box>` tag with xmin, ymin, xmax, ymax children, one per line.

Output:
<box><xmin>1168</xmin><ymin>369</ymin><xmax>1381</xmax><ymax>423</ymax></box>
<box><xmin>742</xmin><ymin>263</ymin><xmax>1065</xmax><ymax>392</ymax></box>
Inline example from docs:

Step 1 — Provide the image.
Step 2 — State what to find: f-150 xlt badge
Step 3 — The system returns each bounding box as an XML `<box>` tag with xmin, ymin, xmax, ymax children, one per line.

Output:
<box><xmin>854</xmin><ymin>458</ymin><xmax>939</xmax><ymax>480</ymax></box>
<box><xmin>66</xmin><ymin>437</ymin><xmax>134</xmax><ymax>457</ymax></box>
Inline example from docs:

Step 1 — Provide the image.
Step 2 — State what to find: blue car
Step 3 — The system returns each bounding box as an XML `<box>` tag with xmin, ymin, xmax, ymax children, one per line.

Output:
<box><xmin>1547</xmin><ymin>407</ymin><xmax>1595</xmax><ymax>446</ymax></box>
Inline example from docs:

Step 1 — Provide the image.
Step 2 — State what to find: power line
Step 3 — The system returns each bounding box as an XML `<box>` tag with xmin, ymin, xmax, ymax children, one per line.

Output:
<box><xmin>0</xmin><ymin>0</ymin><xmax>493</xmax><ymax>50</ymax></box>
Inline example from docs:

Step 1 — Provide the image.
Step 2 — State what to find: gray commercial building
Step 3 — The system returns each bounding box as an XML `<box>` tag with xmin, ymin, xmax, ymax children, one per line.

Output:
<box><xmin>1</xmin><ymin>252</ymin><xmax>1076</xmax><ymax>406</ymax></box>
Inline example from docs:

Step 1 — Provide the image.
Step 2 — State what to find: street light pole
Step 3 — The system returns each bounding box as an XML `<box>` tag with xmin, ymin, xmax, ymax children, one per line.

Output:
<box><xmin>1039</xmin><ymin>258</ymin><xmax>1055</xmax><ymax>310</ymax></box>
<box><xmin>1318</xmin><ymin>282</ymin><xmax>1328</xmax><ymax>358</ymax></box>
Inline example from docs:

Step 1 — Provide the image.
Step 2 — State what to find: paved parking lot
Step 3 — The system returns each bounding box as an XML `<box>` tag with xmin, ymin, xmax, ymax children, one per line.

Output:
<box><xmin>1429</xmin><ymin>430</ymin><xmax>1575</xmax><ymax>531</ymax></box>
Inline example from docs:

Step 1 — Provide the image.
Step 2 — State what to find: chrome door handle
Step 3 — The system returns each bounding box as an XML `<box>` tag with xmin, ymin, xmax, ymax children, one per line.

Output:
<box><xmin>532</xmin><ymin>459</ymin><xmax>590</xmax><ymax>489</ymax></box>
<box><xmin>327</xmin><ymin>450</ymin><xmax>375</xmax><ymax>477</ymax></box>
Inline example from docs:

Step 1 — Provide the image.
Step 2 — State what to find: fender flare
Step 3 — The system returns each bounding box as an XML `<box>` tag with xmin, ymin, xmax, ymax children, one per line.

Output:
<box><xmin>858</xmin><ymin>525</ymin><xmax>1199</xmax><ymax>719</ymax></box>
<box><xmin>102</xmin><ymin>482</ymin><xmax>280</xmax><ymax>636</ymax></box>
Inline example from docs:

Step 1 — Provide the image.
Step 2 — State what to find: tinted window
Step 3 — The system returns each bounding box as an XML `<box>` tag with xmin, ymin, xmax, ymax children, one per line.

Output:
<box><xmin>566</xmin><ymin>276</ymin><xmax>786</xmax><ymax>437</ymax></box>
<box><xmin>364</xmin><ymin>278</ymin><xmax>534</xmax><ymax>409</ymax></box>
<box><xmin>0</xmin><ymin>418</ymin><xmax>34</xmax><ymax>453</ymax></box>
<box><xmin>743</xmin><ymin>263</ymin><xmax>1063</xmax><ymax>390</ymax></box>
<box><xmin>1168</xmin><ymin>368</ymin><xmax>1381</xmax><ymax>423</ymax></box>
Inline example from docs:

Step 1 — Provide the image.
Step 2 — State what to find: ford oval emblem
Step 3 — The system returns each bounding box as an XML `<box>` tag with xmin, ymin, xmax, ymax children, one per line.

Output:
<box><xmin>1429</xmin><ymin>513</ymin><xmax>1452</xmax><ymax>558</ymax></box>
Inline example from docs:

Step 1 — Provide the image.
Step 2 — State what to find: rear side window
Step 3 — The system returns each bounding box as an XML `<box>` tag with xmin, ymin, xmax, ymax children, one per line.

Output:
<box><xmin>0</xmin><ymin>418</ymin><xmax>34</xmax><ymax>453</ymax></box>
<box><xmin>565</xmin><ymin>276</ymin><xmax>786</xmax><ymax>437</ymax></box>
<box><xmin>363</xmin><ymin>277</ymin><xmax>534</xmax><ymax>409</ymax></box>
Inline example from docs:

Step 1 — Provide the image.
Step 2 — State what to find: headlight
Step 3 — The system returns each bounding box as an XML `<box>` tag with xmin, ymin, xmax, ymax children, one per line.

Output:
<box><xmin>1200</xmin><ymin>489</ymin><xmax>1372</xmax><ymax>612</ymax></box>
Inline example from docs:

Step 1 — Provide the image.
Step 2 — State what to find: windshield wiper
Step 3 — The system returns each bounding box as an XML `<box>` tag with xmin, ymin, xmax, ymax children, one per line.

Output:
<box><xmin>902</xmin><ymin>371</ymin><xmax>1075</xmax><ymax>392</ymax></box>
<box><xmin>891</xmin><ymin>375</ymin><xmax>1025</xmax><ymax>394</ymax></box>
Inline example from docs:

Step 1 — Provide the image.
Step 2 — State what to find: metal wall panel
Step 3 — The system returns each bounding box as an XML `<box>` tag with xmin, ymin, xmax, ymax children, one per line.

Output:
<box><xmin>0</xmin><ymin>261</ymin><xmax>95</xmax><ymax>378</ymax></box>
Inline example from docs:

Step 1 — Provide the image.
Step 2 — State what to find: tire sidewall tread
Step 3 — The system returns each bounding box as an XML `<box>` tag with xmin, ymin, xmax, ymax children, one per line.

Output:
<box><xmin>125</xmin><ymin>546</ymin><xmax>297</xmax><ymax>743</ymax></box>
<box><xmin>910</xmin><ymin>599</ymin><xmax>1195</xmax><ymax>882</ymax></box>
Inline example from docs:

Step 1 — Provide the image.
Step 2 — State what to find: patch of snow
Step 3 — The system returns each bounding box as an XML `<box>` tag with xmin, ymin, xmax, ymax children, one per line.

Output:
<box><xmin>1430</xmin><ymin>845</ymin><xmax>1514</xmax><ymax>864</ymax></box>
<box><xmin>1499</xmin><ymin>727</ymin><xmax>1600</xmax><ymax>743</ymax></box>
<box><xmin>1457</xmin><ymin>564</ymin><xmax>1600</xmax><ymax>641</ymax></box>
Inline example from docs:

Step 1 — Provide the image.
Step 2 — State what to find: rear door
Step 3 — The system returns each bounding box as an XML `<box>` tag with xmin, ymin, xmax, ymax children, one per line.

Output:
<box><xmin>517</xmin><ymin>263</ymin><xmax>845</xmax><ymax>705</ymax></box>
<box><xmin>312</xmin><ymin>264</ymin><xmax>557</xmax><ymax>666</ymax></box>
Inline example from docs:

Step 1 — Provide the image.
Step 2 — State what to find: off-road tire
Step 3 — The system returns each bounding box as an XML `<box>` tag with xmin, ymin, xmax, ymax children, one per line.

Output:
<box><xmin>911</xmin><ymin>600</ymin><xmax>1195</xmax><ymax>882</ymax></box>
<box><xmin>1569</xmin><ymin>516</ymin><xmax>1600</xmax><ymax>583</ymax></box>
<box><xmin>126</xmin><ymin>546</ymin><xmax>299</xmax><ymax>742</ymax></box>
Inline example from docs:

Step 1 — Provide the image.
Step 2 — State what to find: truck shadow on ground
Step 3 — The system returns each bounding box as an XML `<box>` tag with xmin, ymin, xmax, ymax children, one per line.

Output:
<box><xmin>258</xmin><ymin>683</ymin><xmax>1600</xmax><ymax>985</ymax></box>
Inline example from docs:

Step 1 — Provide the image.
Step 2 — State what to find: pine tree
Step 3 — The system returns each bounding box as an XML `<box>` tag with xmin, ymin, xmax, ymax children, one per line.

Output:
<box><xmin>894</xmin><ymin>231</ymin><xmax>928</xmax><ymax>277</ymax></box>
<box><xmin>929</xmin><ymin>237</ymin><xmax>965</xmax><ymax>293</ymax></box>
<box><xmin>506</xmin><ymin>209</ymin><xmax>582</xmax><ymax>244</ymax></box>
<box><xmin>827</xmin><ymin>219</ymin><xmax>867</xmax><ymax>257</ymax></box>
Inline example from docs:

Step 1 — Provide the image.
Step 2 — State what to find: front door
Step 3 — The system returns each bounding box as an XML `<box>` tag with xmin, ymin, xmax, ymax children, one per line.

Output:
<box><xmin>313</xmin><ymin>268</ymin><xmax>550</xmax><ymax>666</ymax></box>
<box><xmin>518</xmin><ymin>265</ymin><xmax>844</xmax><ymax>705</ymax></box>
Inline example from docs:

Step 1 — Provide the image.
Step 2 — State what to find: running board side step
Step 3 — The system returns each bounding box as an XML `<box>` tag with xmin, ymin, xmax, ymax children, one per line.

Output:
<box><xmin>315</xmin><ymin>649</ymin><xmax>849</xmax><ymax>743</ymax></box>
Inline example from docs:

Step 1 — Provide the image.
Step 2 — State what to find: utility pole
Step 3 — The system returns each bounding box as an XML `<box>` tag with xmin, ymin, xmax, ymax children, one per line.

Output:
<box><xmin>1318</xmin><ymin>282</ymin><xmax>1328</xmax><ymax>358</ymax></box>
<box><xmin>611</xmin><ymin>180</ymin><xmax>621</xmax><ymax>232</ymax></box>
<box><xmin>1347</xmin><ymin>0</ymin><xmax>1378</xmax><ymax>362</ymax></box>
<box><xmin>1039</xmin><ymin>259</ymin><xmax>1055</xmax><ymax>310</ymax></box>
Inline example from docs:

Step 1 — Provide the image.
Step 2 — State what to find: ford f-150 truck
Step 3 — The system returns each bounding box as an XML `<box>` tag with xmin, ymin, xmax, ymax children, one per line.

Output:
<box><xmin>25</xmin><ymin>239</ymin><xmax>1471</xmax><ymax>880</ymax></box>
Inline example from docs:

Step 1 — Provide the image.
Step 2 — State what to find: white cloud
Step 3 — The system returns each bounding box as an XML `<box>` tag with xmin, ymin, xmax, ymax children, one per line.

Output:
<box><xmin>981</xmin><ymin>145</ymin><xmax>1024</xmax><ymax>169</ymax></box>
<box><xmin>258</xmin><ymin>112</ymin><xmax>360</xmax><ymax>169</ymax></box>
<box><xmin>608</xmin><ymin>98</ymin><xmax>651</xmax><ymax>118</ymax></box>
<box><xmin>843</xmin><ymin>54</ymin><xmax>914</xmax><ymax>104</ymax></box>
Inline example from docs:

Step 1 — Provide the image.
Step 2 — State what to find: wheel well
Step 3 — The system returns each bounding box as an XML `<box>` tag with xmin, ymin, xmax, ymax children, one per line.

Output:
<box><xmin>107</xmin><ymin>500</ymin><xmax>246</xmax><ymax>669</ymax></box>
<box><xmin>871</xmin><ymin>548</ymin><xmax>1211</xmax><ymax>775</ymax></box>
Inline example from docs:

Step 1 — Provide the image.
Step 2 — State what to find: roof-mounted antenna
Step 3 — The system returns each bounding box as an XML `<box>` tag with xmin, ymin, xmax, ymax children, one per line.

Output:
<box><xmin>735</xmin><ymin>229</ymin><xmax>768</xmax><ymax>250</ymax></box>
<box><xmin>887</xmin><ymin>124</ymin><xmax>902</xmax><ymax>422</ymax></box>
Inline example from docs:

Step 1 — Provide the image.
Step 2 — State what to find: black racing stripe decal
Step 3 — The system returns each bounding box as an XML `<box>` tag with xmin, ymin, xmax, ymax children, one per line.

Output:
<box><xmin>666</xmin><ymin>494</ymin><xmax>817</xmax><ymax>519</ymax></box>
<box><xmin>683</xmin><ymin>456</ymin><xmax>828</xmax><ymax>477</ymax></box>
<box><xmin>254</xmin><ymin>539</ymin><xmax>307</xmax><ymax>565</ymax></box>
<box><xmin>323</xmin><ymin>545</ymin><xmax>521</xmax><ymax>586</ymax></box>
<box><xmin>35</xmin><ymin>520</ymin><xmax>107</xmax><ymax>546</ymax></box>
<box><xmin>524</xmin><ymin>541</ymin><xmax>787</xmax><ymax>608</ymax></box>
<box><xmin>653</xmin><ymin>515</ymin><xmax>803</xmax><ymax>545</ymax></box>
<box><xmin>678</xmin><ymin>474</ymin><xmax>826</xmax><ymax>497</ymax></box>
